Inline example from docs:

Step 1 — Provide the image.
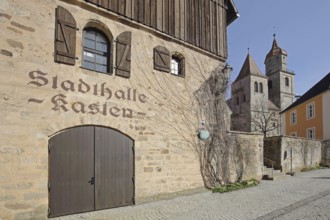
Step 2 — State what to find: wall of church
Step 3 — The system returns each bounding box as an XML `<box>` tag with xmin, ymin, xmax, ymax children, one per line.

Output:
<box><xmin>268</xmin><ymin>70</ymin><xmax>295</xmax><ymax>110</ymax></box>
<box><xmin>268</xmin><ymin>72</ymin><xmax>281</xmax><ymax>108</ymax></box>
<box><xmin>230</xmin><ymin>76</ymin><xmax>252</xmax><ymax>132</ymax></box>
<box><xmin>280</xmin><ymin>72</ymin><xmax>295</xmax><ymax>109</ymax></box>
<box><xmin>249</xmin><ymin>76</ymin><xmax>268</xmax><ymax>110</ymax></box>
<box><xmin>0</xmin><ymin>0</ymin><xmax>229</xmax><ymax>218</ymax></box>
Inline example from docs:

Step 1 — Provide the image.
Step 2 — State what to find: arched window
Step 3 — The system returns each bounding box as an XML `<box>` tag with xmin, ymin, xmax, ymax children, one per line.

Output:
<box><xmin>268</xmin><ymin>80</ymin><xmax>273</xmax><ymax>89</ymax></box>
<box><xmin>259</xmin><ymin>82</ymin><xmax>263</xmax><ymax>93</ymax></box>
<box><xmin>285</xmin><ymin>77</ymin><xmax>289</xmax><ymax>87</ymax></box>
<box><xmin>254</xmin><ymin>82</ymin><xmax>258</xmax><ymax>93</ymax></box>
<box><xmin>171</xmin><ymin>53</ymin><xmax>185</xmax><ymax>77</ymax></box>
<box><xmin>82</xmin><ymin>28</ymin><xmax>110</xmax><ymax>73</ymax></box>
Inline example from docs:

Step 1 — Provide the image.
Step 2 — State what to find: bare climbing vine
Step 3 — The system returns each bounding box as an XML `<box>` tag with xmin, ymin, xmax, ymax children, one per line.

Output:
<box><xmin>194</xmin><ymin>65</ymin><xmax>244</xmax><ymax>188</ymax></box>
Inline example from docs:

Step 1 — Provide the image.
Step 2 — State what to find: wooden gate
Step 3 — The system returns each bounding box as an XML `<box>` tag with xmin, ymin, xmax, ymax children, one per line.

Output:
<box><xmin>49</xmin><ymin>126</ymin><xmax>134</xmax><ymax>217</ymax></box>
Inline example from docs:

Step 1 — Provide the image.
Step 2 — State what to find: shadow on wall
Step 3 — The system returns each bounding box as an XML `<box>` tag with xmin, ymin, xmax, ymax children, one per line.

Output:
<box><xmin>193</xmin><ymin>65</ymin><xmax>263</xmax><ymax>188</ymax></box>
<box><xmin>264</xmin><ymin>136</ymin><xmax>322</xmax><ymax>174</ymax></box>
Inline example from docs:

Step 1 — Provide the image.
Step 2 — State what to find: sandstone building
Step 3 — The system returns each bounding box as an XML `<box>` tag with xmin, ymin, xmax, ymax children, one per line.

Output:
<box><xmin>0</xmin><ymin>1</ymin><xmax>267</xmax><ymax>219</ymax></box>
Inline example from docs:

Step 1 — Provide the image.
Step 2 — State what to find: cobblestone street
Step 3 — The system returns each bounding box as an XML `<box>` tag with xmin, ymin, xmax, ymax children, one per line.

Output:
<box><xmin>54</xmin><ymin>169</ymin><xmax>330</xmax><ymax>220</ymax></box>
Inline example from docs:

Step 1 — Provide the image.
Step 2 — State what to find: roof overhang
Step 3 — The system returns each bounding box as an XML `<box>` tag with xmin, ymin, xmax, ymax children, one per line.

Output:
<box><xmin>227</xmin><ymin>0</ymin><xmax>239</xmax><ymax>26</ymax></box>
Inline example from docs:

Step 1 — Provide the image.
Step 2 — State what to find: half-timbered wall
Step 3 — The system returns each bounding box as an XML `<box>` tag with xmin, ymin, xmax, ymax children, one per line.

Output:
<box><xmin>85</xmin><ymin>0</ymin><xmax>229</xmax><ymax>58</ymax></box>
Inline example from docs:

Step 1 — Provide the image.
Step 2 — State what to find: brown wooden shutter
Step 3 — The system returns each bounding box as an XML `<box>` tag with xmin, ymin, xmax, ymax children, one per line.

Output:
<box><xmin>116</xmin><ymin>31</ymin><xmax>132</xmax><ymax>78</ymax></box>
<box><xmin>55</xmin><ymin>6</ymin><xmax>76</xmax><ymax>65</ymax></box>
<box><xmin>153</xmin><ymin>46</ymin><xmax>171</xmax><ymax>73</ymax></box>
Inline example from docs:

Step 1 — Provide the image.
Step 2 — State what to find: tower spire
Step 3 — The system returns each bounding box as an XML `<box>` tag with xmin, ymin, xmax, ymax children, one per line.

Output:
<box><xmin>265</xmin><ymin>34</ymin><xmax>286</xmax><ymax>62</ymax></box>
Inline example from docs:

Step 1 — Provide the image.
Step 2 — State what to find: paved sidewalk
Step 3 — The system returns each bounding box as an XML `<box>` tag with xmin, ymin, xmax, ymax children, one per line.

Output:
<box><xmin>55</xmin><ymin>169</ymin><xmax>330</xmax><ymax>220</ymax></box>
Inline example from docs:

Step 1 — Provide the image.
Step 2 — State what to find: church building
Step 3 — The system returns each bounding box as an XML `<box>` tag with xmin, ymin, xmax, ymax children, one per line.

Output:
<box><xmin>229</xmin><ymin>36</ymin><xmax>295</xmax><ymax>136</ymax></box>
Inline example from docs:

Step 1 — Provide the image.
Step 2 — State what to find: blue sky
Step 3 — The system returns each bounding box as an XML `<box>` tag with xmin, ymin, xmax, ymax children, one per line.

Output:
<box><xmin>227</xmin><ymin>0</ymin><xmax>330</xmax><ymax>96</ymax></box>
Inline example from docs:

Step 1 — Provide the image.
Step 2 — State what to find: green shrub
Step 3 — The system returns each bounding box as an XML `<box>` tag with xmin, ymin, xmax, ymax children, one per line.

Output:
<box><xmin>212</xmin><ymin>179</ymin><xmax>259</xmax><ymax>193</ymax></box>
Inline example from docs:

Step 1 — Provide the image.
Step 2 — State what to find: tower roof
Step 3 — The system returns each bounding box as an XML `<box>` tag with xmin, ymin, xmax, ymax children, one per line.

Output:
<box><xmin>234</xmin><ymin>53</ymin><xmax>265</xmax><ymax>82</ymax></box>
<box><xmin>265</xmin><ymin>35</ymin><xmax>287</xmax><ymax>62</ymax></box>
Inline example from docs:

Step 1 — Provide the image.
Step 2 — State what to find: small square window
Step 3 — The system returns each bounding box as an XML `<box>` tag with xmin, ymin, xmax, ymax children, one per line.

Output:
<box><xmin>171</xmin><ymin>53</ymin><xmax>185</xmax><ymax>77</ymax></box>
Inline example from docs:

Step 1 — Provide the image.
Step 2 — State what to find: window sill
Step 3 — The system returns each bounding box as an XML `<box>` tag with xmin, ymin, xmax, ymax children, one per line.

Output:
<box><xmin>171</xmin><ymin>73</ymin><xmax>185</xmax><ymax>78</ymax></box>
<box><xmin>80</xmin><ymin>66</ymin><xmax>112</xmax><ymax>75</ymax></box>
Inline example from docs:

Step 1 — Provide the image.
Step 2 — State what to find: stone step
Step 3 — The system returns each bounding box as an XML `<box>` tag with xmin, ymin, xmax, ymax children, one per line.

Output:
<box><xmin>262</xmin><ymin>167</ymin><xmax>288</xmax><ymax>181</ymax></box>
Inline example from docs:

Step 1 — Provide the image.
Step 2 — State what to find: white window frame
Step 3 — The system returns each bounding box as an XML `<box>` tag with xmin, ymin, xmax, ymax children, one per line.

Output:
<box><xmin>290</xmin><ymin>110</ymin><xmax>297</xmax><ymax>125</ymax></box>
<box><xmin>306</xmin><ymin>102</ymin><xmax>315</xmax><ymax>120</ymax></box>
<box><xmin>306</xmin><ymin>127</ymin><xmax>315</xmax><ymax>139</ymax></box>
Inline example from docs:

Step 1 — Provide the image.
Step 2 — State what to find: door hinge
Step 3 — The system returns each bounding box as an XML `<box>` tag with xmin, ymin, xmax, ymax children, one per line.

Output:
<box><xmin>48</xmin><ymin>181</ymin><xmax>50</xmax><ymax>191</ymax></box>
<box><xmin>48</xmin><ymin>143</ymin><xmax>51</xmax><ymax>154</ymax></box>
<box><xmin>132</xmin><ymin>177</ymin><xmax>135</xmax><ymax>184</ymax></box>
<box><xmin>48</xmin><ymin>208</ymin><xmax>51</xmax><ymax>216</ymax></box>
<box><xmin>132</xmin><ymin>197</ymin><xmax>135</xmax><ymax>205</ymax></box>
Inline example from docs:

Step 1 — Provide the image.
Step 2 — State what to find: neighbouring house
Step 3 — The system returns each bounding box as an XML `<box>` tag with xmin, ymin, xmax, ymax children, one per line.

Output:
<box><xmin>281</xmin><ymin>72</ymin><xmax>330</xmax><ymax>140</ymax></box>
<box><xmin>0</xmin><ymin>0</ymin><xmax>259</xmax><ymax>219</ymax></box>
<box><xmin>228</xmin><ymin>36</ymin><xmax>295</xmax><ymax>137</ymax></box>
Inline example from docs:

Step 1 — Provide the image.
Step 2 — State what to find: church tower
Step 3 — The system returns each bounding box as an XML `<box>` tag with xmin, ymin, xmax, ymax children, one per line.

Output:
<box><xmin>265</xmin><ymin>35</ymin><xmax>295</xmax><ymax>110</ymax></box>
<box><xmin>230</xmin><ymin>53</ymin><xmax>268</xmax><ymax>132</ymax></box>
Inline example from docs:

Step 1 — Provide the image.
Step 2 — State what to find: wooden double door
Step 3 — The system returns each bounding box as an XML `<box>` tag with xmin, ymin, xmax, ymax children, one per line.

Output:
<box><xmin>48</xmin><ymin>126</ymin><xmax>134</xmax><ymax>217</ymax></box>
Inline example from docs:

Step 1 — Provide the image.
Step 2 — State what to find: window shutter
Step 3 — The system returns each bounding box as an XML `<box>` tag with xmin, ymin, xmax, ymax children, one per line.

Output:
<box><xmin>55</xmin><ymin>6</ymin><xmax>76</xmax><ymax>65</ymax></box>
<box><xmin>153</xmin><ymin>46</ymin><xmax>170</xmax><ymax>72</ymax></box>
<box><xmin>116</xmin><ymin>31</ymin><xmax>132</xmax><ymax>78</ymax></box>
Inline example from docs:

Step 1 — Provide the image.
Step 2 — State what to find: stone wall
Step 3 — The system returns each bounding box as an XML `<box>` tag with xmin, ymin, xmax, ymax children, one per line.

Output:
<box><xmin>264</xmin><ymin>136</ymin><xmax>322</xmax><ymax>173</ymax></box>
<box><xmin>0</xmin><ymin>0</ymin><xmax>229</xmax><ymax>219</ymax></box>
<box><xmin>321</xmin><ymin>140</ymin><xmax>330</xmax><ymax>166</ymax></box>
<box><xmin>229</xmin><ymin>132</ymin><xmax>264</xmax><ymax>181</ymax></box>
<box><xmin>264</xmin><ymin>137</ymin><xmax>282</xmax><ymax>169</ymax></box>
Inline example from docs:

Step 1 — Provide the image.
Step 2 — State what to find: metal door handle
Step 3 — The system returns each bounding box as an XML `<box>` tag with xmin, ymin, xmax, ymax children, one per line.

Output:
<box><xmin>88</xmin><ymin>177</ymin><xmax>95</xmax><ymax>185</ymax></box>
